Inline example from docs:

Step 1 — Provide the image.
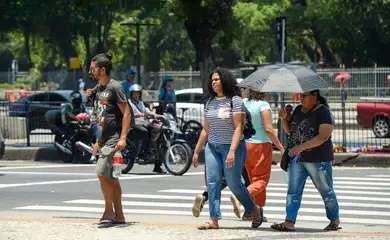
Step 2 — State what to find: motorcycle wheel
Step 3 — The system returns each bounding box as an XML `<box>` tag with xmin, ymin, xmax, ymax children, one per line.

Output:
<box><xmin>54</xmin><ymin>135</ymin><xmax>73</xmax><ymax>163</ymax></box>
<box><xmin>182</xmin><ymin>120</ymin><xmax>203</xmax><ymax>149</ymax></box>
<box><xmin>162</xmin><ymin>141</ymin><xmax>192</xmax><ymax>176</ymax></box>
<box><xmin>71</xmin><ymin>134</ymin><xmax>92</xmax><ymax>164</ymax></box>
<box><xmin>121</xmin><ymin>139</ymin><xmax>136</xmax><ymax>174</ymax></box>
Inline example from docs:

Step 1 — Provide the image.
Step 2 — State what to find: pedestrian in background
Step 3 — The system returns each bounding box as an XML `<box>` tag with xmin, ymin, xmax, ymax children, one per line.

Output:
<box><xmin>191</xmin><ymin>68</ymin><xmax>263</xmax><ymax>230</ymax></box>
<box><xmin>272</xmin><ymin>89</ymin><xmax>341</xmax><ymax>232</ymax></box>
<box><xmin>231</xmin><ymin>87</ymin><xmax>284</xmax><ymax>222</ymax></box>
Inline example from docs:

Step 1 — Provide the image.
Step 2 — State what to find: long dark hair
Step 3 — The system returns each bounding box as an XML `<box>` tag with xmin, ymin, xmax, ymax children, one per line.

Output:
<box><xmin>208</xmin><ymin>68</ymin><xmax>239</xmax><ymax>98</ymax></box>
<box><xmin>310</xmin><ymin>89</ymin><xmax>329</xmax><ymax>107</ymax></box>
<box><xmin>91</xmin><ymin>52</ymin><xmax>113</xmax><ymax>75</ymax></box>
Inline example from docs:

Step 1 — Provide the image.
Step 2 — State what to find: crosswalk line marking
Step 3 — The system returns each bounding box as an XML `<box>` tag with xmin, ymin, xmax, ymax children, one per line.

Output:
<box><xmin>64</xmin><ymin>199</ymin><xmax>390</xmax><ymax>217</ymax></box>
<box><xmin>366</xmin><ymin>175</ymin><xmax>390</xmax><ymax>178</ymax></box>
<box><xmin>12</xmin><ymin>205</ymin><xmax>390</xmax><ymax>226</ymax></box>
<box><xmin>120</xmin><ymin>194</ymin><xmax>390</xmax><ymax>209</ymax></box>
<box><xmin>159</xmin><ymin>189</ymin><xmax>390</xmax><ymax>202</ymax></box>
<box><xmin>127</xmin><ymin>193</ymin><xmax>390</xmax><ymax>209</ymax></box>
<box><xmin>204</xmin><ymin>184</ymin><xmax>390</xmax><ymax>191</ymax></box>
<box><xmin>334</xmin><ymin>177</ymin><xmax>390</xmax><ymax>182</ymax></box>
<box><xmin>265</xmin><ymin>187</ymin><xmax>390</xmax><ymax>196</ymax></box>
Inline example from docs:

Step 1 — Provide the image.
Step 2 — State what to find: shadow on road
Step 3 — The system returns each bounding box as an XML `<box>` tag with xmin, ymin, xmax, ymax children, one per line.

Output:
<box><xmin>218</xmin><ymin>226</ymin><xmax>324</xmax><ymax>233</ymax></box>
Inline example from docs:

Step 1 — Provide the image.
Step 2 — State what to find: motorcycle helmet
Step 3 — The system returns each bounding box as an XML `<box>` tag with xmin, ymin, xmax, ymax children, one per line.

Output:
<box><xmin>70</xmin><ymin>91</ymin><xmax>83</xmax><ymax>106</ymax></box>
<box><xmin>130</xmin><ymin>84</ymin><xmax>143</xmax><ymax>99</ymax></box>
<box><xmin>165</xmin><ymin>103</ymin><xmax>175</xmax><ymax>115</ymax></box>
<box><xmin>76</xmin><ymin>112</ymin><xmax>90</xmax><ymax>125</ymax></box>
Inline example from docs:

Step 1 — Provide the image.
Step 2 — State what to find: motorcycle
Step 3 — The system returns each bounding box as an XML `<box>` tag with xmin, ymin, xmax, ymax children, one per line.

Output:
<box><xmin>54</xmin><ymin>112</ymin><xmax>94</xmax><ymax>163</ymax></box>
<box><xmin>121</xmin><ymin>112</ymin><xmax>192</xmax><ymax>176</ymax></box>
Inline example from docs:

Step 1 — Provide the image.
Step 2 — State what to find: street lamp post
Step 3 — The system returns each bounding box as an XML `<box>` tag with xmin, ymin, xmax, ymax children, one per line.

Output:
<box><xmin>121</xmin><ymin>19</ymin><xmax>156</xmax><ymax>86</ymax></box>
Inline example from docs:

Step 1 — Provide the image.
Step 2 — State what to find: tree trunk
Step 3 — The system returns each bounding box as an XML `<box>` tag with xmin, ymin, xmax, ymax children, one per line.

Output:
<box><xmin>184</xmin><ymin>21</ymin><xmax>216</xmax><ymax>95</ymax></box>
<box><xmin>23</xmin><ymin>25</ymin><xmax>33</xmax><ymax>69</ymax></box>
<box><xmin>298</xmin><ymin>38</ymin><xmax>315</xmax><ymax>62</ymax></box>
<box><xmin>83</xmin><ymin>34</ymin><xmax>91</xmax><ymax>70</ymax></box>
<box><xmin>311</xmin><ymin>25</ymin><xmax>336</xmax><ymax>66</ymax></box>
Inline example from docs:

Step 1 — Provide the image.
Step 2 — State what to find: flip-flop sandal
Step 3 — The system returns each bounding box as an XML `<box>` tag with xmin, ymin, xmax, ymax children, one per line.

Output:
<box><xmin>251</xmin><ymin>207</ymin><xmax>264</xmax><ymax>228</ymax></box>
<box><xmin>324</xmin><ymin>222</ymin><xmax>342</xmax><ymax>231</ymax></box>
<box><xmin>97</xmin><ymin>217</ymin><xmax>115</xmax><ymax>225</ymax></box>
<box><xmin>197</xmin><ymin>222</ymin><xmax>219</xmax><ymax>230</ymax></box>
<box><xmin>271</xmin><ymin>222</ymin><xmax>295</xmax><ymax>232</ymax></box>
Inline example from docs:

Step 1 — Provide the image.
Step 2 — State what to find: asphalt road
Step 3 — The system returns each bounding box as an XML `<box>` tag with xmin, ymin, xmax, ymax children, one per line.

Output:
<box><xmin>4</xmin><ymin>128</ymin><xmax>388</xmax><ymax>149</ymax></box>
<box><xmin>0</xmin><ymin>160</ymin><xmax>389</xmax><ymax>234</ymax></box>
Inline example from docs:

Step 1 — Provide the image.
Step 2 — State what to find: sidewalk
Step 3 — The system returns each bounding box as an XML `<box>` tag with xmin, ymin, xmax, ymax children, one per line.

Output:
<box><xmin>1</xmin><ymin>217</ymin><xmax>389</xmax><ymax>240</ymax></box>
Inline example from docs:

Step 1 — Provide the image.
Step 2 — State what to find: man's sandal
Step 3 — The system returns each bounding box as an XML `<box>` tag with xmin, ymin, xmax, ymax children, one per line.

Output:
<box><xmin>271</xmin><ymin>222</ymin><xmax>295</xmax><ymax>232</ymax></box>
<box><xmin>197</xmin><ymin>222</ymin><xmax>219</xmax><ymax>230</ymax></box>
<box><xmin>251</xmin><ymin>207</ymin><xmax>264</xmax><ymax>228</ymax></box>
<box><xmin>324</xmin><ymin>222</ymin><xmax>342</xmax><ymax>231</ymax></box>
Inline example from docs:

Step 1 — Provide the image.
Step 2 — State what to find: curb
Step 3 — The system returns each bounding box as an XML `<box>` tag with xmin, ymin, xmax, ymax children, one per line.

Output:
<box><xmin>3</xmin><ymin>146</ymin><xmax>389</xmax><ymax>168</ymax></box>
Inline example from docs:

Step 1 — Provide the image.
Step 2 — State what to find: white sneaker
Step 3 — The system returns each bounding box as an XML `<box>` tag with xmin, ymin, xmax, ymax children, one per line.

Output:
<box><xmin>192</xmin><ymin>195</ymin><xmax>205</xmax><ymax>218</ymax></box>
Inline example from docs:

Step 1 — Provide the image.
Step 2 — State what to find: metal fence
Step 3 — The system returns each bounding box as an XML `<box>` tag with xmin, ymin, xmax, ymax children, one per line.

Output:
<box><xmin>2</xmin><ymin>67</ymin><xmax>389</xmax><ymax>99</ymax></box>
<box><xmin>0</xmin><ymin>99</ymin><xmax>388</xmax><ymax>152</ymax></box>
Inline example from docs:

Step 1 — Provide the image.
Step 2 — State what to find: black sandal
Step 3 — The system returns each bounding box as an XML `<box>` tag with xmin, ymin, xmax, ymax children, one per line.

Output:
<box><xmin>251</xmin><ymin>207</ymin><xmax>264</xmax><ymax>228</ymax></box>
<box><xmin>324</xmin><ymin>222</ymin><xmax>342</xmax><ymax>231</ymax></box>
<box><xmin>271</xmin><ymin>222</ymin><xmax>295</xmax><ymax>232</ymax></box>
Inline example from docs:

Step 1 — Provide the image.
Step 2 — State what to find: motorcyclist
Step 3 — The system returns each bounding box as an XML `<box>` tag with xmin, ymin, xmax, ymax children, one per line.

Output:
<box><xmin>60</xmin><ymin>91</ymin><xmax>86</xmax><ymax>149</ymax></box>
<box><xmin>128</xmin><ymin>84</ymin><xmax>165</xmax><ymax>173</ymax></box>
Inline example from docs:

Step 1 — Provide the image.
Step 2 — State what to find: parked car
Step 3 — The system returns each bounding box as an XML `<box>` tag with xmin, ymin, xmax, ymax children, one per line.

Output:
<box><xmin>175</xmin><ymin>88</ymin><xmax>205</xmax><ymax>124</ymax></box>
<box><xmin>8</xmin><ymin>90</ymin><xmax>89</xmax><ymax>131</ymax></box>
<box><xmin>356</xmin><ymin>97</ymin><xmax>390</xmax><ymax>138</ymax></box>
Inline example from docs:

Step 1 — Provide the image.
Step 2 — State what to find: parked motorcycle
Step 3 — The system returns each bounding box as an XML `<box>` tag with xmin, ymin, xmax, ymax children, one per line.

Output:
<box><xmin>121</xmin><ymin>112</ymin><xmax>192</xmax><ymax>176</ymax></box>
<box><xmin>54</xmin><ymin>112</ymin><xmax>93</xmax><ymax>163</ymax></box>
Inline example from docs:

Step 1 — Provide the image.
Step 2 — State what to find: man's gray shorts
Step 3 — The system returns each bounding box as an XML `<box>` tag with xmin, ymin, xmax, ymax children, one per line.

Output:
<box><xmin>95</xmin><ymin>146</ymin><xmax>117</xmax><ymax>179</ymax></box>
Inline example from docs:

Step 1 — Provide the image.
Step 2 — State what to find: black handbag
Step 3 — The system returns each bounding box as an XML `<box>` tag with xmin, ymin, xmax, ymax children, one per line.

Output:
<box><xmin>280</xmin><ymin>148</ymin><xmax>290</xmax><ymax>172</ymax></box>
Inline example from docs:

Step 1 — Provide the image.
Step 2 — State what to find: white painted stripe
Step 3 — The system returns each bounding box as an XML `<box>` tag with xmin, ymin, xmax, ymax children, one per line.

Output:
<box><xmin>13</xmin><ymin>205</ymin><xmax>390</xmax><ymax>225</ymax></box>
<box><xmin>121</xmin><ymin>194</ymin><xmax>390</xmax><ymax>209</ymax></box>
<box><xmin>0</xmin><ymin>171</ymin><xmax>96</xmax><ymax>177</ymax></box>
<box><xmin>271</xmin><ymin>180</ymin><xmax>390</xmax><ymax>186</ymax></box>
<box><xmin>159</xmin><ymin>189</ymin><xmax>390</xmax><ymax>202</ymax></box>
<box><xmin>266</xmin><ymin>187</ymin><xmax>390</xmax><ymax>196</ymax></box>
<box><xmin>367</xmin><ymin>175</ymin><xmax>390</xmax><ymax>178</ymax></box>
<box><xmin>267</xmin><ymin>183</ymin><xmax>390</xmax><ymax>191</ymax></box>
<box><xmin>65</xmin><ymin>199</ymin><xmax>390</xmax><ymax>217</ymax></box>
<box><xmin>334</xmin><ymin>177</ymin><xmax>390</xmax><ymax>182</ymax></box>
<box><xmin>0</xmin><ymin>174</ymin><xmax>176</xmax><ymax>189</ymax></box>
<box><xmin>0</xmin><ymin>164</ymin><xmax>96</xmax><ymax>170</ymax></box>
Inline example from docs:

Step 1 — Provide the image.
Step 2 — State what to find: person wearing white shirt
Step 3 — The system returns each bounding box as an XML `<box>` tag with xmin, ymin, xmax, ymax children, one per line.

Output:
<box><xmin>128</xmin><ymin>84</ymin><xmax>164</xmax><ymax>173</ymax></box>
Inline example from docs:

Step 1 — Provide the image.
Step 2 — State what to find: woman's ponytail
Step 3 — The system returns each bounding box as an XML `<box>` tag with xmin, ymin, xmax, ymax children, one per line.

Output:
<box><xmin>311</xmin><ymin>90</ymin><xmax>329</xmax><ymax>108</ymax></box>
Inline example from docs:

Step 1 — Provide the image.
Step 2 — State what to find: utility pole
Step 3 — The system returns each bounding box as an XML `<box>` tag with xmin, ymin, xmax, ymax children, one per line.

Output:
<box><xmin>121</xmin><ymin>20</ymin><xmax>156</xmax><ymax>86</ymax></box>
<box><xmin>275</xmin><ymin>16</ymin><xmax>287</xmax><ymax>146</ymax></box>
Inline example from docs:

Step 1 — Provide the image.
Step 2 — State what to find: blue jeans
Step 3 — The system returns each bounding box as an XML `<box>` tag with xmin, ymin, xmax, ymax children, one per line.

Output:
<box><xmin>285</xmin><ymin>161</ymin><xmax>340</xmax><ymax>223</ymax></box>
<box><xmin>205</xmin><ymin>140</ymin><xmax>256</xmax><ymax>220</ymax></box>
<box><xmin>91</xmin><ymin>123</ymin><xmax>99</xmax><ymax>144</ymax></box>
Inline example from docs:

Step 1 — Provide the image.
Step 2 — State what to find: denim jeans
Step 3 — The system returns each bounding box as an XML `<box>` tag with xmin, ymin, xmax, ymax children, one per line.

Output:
<box><xmin>285</xmin><ymin>161</ymin><xmax>340</xmax><ymax>223</ymax></box>
<box><xmin>90</xmin><ymin>123</ymin><xmax>99</xmax><ymax>144</ymax></box>
<box><xmin>205</xmin><ymin>140</ymin><xmax>256</xmax><ymax>220</ymax></box>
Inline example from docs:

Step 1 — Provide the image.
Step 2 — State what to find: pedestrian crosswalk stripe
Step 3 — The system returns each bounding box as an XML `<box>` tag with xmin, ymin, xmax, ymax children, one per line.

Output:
<box><xmin>333</xmin><ymin>177</ymin><xmax>390</xmax><ymax>182</ymax></box>
<box><xmin>206</xmin><ymin>184</ymin><xmax>390</xmax><ymax>191</ymax></box>
<box><xmin>269</xmin><ymin>183</ymin><xmax>390</xmax><ymax>191</ymax></box>
<box><xmin>12</xmin><ymin>205</ymin><xmax>390</xmax><ymax>226</ymax></box>
<box><xmin>159</xmin><ymin>189</ymin><xmax>390</xmax><ymax>202</ymax></box>
<box><xmin>367</xmin><ymin>175</ymin><xmax>390</xmax><ymax>178</ymax></box>
<box><xmin>63</xmin><ymin>199</ymin><xmax>390</xmax><ymax>217</ymax></box>
<box><xmin>119</xmin><ymin>194</ymin><xmax>390</xmax><ymax>209</ymax></box>
<box><xmin>265</xmin><ymin>187</ymin><xmax>390</xmax><ymax>196</ymax></box>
